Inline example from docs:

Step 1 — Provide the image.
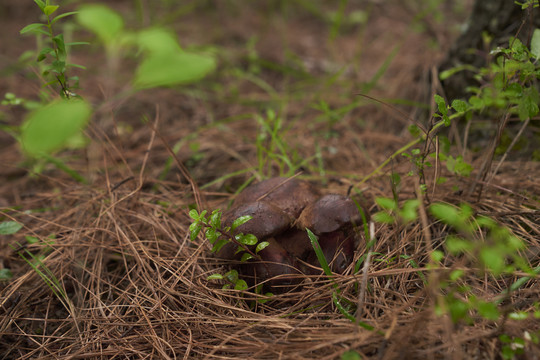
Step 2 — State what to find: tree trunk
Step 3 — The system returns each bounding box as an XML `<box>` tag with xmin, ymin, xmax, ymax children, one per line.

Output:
<box><xmin>439</xmin><ymin>0</ymin><xmax>540</xmax><ymax>100</ymax></box>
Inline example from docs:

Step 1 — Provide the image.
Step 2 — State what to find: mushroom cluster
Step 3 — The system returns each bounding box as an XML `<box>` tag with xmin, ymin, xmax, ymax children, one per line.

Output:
<box><xmin>219</xmin><ymin>177</ymin><xmax>366</xmax><ymax>293</ymax></box>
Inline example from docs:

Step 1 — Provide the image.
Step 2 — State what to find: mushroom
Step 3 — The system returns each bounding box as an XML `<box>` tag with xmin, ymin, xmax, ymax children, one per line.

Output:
<box><xmin>296</xmin><ymin>194</ymin><xmax>364</xmax><ymax>273</ymax></box>
<box><xmin>234</xmin><ymin>177</ymin><xmax>320</xmax><ymax>218</ymax></box>
<box><xmin>216</xmin><ymin>178</ymin><xmax>368</xmax><ymax>291</ymax></box>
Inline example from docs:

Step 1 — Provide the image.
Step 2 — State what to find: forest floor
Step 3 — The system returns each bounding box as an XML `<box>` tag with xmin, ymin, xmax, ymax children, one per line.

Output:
<box><xmin>1</xmin><ymin>1</ymin><xmax>539</xmax><ymax>359</ymax></box>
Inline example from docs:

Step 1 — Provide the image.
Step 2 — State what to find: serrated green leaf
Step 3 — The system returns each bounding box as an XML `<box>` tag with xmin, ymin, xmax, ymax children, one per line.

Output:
<box><xmin>21</xmin><ymin>99</ymin><xmax>92</xmax><ymax>157</ymax></box>
<box><xmin>230</xmin><ymin>215</ymin><xmax>252</xmax><ymax>231</ymax></box>
<box><xmin>451</xmin><ymin>99</ymin><xmax>468</xmax><ymax>113</ymax></box>
<box><xmin>255</xmin><ymin>241</ymin><xmax>269</xmax><ymax>253</ymax></box>
<box><xmin>0</xmin><ymin>221</ymin><xmax>23</xmax><ymax>235</ymax></box>
<box><xmin>434</xmin><ymin>94</ymin><xmax>448</xmax><ymax>116</ymax></box>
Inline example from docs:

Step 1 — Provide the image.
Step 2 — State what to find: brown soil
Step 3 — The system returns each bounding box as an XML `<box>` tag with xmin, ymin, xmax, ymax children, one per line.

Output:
<box><xmin>1</xmin><ymin>1</ymin><xmax>539</xmax><ymax>359</ymax></box>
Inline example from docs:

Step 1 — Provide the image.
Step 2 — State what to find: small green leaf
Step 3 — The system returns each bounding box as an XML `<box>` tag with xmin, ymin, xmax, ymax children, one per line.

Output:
<box><xmin>207</xmin><ymin>274</ymin><xmax>223</xmax><ymax>280</ymax></box>
<box><xmin>431</xmin><ymin>250</ymin><xmax>444</xmax><ymax>262</ymax></box>
<box><xmin>189</xmin><ymin>223</ymin><xmax>202</xmax><ymax>241</ymax></box>
<box><xmin>209</xmin><ymin>210</ymin><xmax>222</xmax><ymax>228</ymax></box>
<box><xmin>531</xmin><ymin>28</ymin><xmax>540</xmax><ymax>59</ymax></box>
<box><xmin>341</xmin><ymin>350</ymin><xmax>362</xmax><ymax>360</ymax></box>
<box><xmin>434</xmin><ymin>94</ymin><xmax>448</xmax><ymax>116</ymax></box>
<box><xmin>51</xmin><ymin>11</ymin><xmax>78</xmax><ymax>25</ymax></box>
<box><xmin>400</xmin><ymin>199</ymin><xmax>419</xmax><ymax>223</ymax></box>
<box><xmin>375</xmin><ymin>197</ymin><xmax>397</xmax><ymax>211</ymax></box>
<box><xmin>372</xmin><ymin>211</ymin><xmax>394</xmax><ymax>224</ymax></box>
<box><xmin>0</xmin><ymin>268</ymin><xmax>13</xmax><ymax>281</ymax></box>
<box><xmin>21</xmin><ymin>99</ymin><xmax>92</xmax><ymax>157</ymax></box>
<box><xmin>224</xmin><ymin>269</ymin><xmax>238</xmax><ymax>282</ymax></box>
<box><xmin>37</xmin><ymin>47</ymin><xmax>54</xmax><ymax>62</ymax></box>
<box><xmin>236</xmin><ymin>233</ymin><xmax>257</xmax><ymax>246</ymax></box>
<box><xmin>430</xmin><ymin>203</ymin><xmax>462</xmax><ymax>229</ymax></box>
<box><xmin>240</xmin><ymin>253</ymin><xmax>254</xmax><ymax>262</ymax></box>
<box><xmin>230</xmin><ymin>215</ymin><xmax>252</xmax><ymax>231</ymax></box>
<box><xmin>445</xmin><ymin>236</ymin><xmax>473</xmax><ymax>255</ymax></box>
<box><xmin>188</xmin><ymin>209</ymin><xmax>199</xmax><ymax>220</ymax></box>
<box><xmin>133</xmin><ymin>52</ymin><xmax>216</xmax><ymax>89</ymax></box>
<box><xmin>449</xmin><ymin>269</ymin><xmax>464</xmax><ymax>281</ymax></box>
<box><xmin>0</xmin><ymin>221</ymin><xmax>23</xmax><ymax>235</ymax></box>
<box><xmin>33</xmin><ymin>0</ymin><xmax>46</xmax><ymax>12</ymax></box>
<box><xmin>480</xmin><ymin>247</ymin><xmax>505</xmax><ymax>275</ymax></box>
<box><xmin>255</xmin><ymin>241</ymin><xmax>269</xmax><ymax>253</ymax></box>
<box><xmin>52</xmin><ymin>34</ymin><xmax>66</xmax><ymax>58</ymax></box>
<box><xmin>451</xmin><ymin>99</ymin><xmax>468</xmax><ymax>113</ymax></box>
<box><xmin>475</xmin><ymin>301</ymin><xmax>500</xmax><ymax>320</ymax></box>
<box><xmin>43</xmin><ymin>5</ymin><xmax>59</xmax><ymax>16</ymax></box>
<box><xmin>449</xmin><ymin>299</ymin><xmax>470</xmax><ymax>323</ymax></box>
<box><xmin>234</xmin><ymin>279</ymin><xmax>248</xmax><ymax>290</ymax></box>
<box><xmin>508</xmin><ymin>311</ymin><xmax>528</xmax><ymax>321</ymax></box>
<box><xmin>20</xmin><ymin>23</ymin><xmax>49</xmax><ymax>36</ymax></box>
<box><xmin>211</xmin><ymin>239</ymin><xmax>228</xmax><ymax>253</ymax></box>
<box><xmin>205</xmin><ymin>228</ymin><xmax>218</xmax><ymax>244</ymax></box>
<box><xmin>76</xmin><ymin>4</ymin><xmax>124</xmax><ymax>44</ymax></box>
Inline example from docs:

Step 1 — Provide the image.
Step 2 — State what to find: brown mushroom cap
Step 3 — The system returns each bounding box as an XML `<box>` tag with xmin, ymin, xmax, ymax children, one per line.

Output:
<box><xmin>223</xmin><ymin>201</ymin><xmax>292</xmax><ymax>240</ymax></box>
<box><xmin>296</xmin><ymin>194</ymin><xmax>364</xmax><ymax>235</ymax></box>
<box><xmin>234</xmin><ymin>177</ymin><xmax>320</xmax><ymax>218</ymax></box>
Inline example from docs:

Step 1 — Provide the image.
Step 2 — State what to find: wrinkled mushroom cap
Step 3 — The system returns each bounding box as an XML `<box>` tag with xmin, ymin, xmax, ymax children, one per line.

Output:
<box><xmin>234</xmin><ymin>177</ymin><xmax>320</xmax><ymax>218</ymax></box>
<box><xmin>296</xmin><ymin>194</ymin><xmax>364</xmax><ymax>235</ymax></box>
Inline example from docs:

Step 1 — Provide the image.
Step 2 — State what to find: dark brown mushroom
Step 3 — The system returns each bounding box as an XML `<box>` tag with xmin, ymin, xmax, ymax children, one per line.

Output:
<box><xmin>296</xmin><ymin>194</ymin><xmax>364</xmax><ymax>234</ymax></box>
<box><xmin>234</xmin><ymin>177</ymin><xmax>320</xmax><ymax>218</ymax></box>
<box><xmin>296</xmin><ymin>194</ymin><xmax>365</xmax><ymax>273</ymax></box>
<box><xmin>240</xmin><ymin>237</ymin><xmax>302</xmax><ymax>293</ymax></box>
<box><xmin>218</xmin><ymin>200</ymin><xmax>292</xmax><ymax>261</ymax></box>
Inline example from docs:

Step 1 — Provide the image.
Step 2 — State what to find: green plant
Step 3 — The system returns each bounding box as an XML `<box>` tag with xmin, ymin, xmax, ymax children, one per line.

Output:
<box><xmin>20</xmin><ymin>0</ymin><xmax>87</xmax><ymax>99</ymax></box>
<box><xmin>188</xmin><ymin>209</ymin><xmax>270</xmax><ymax>290</ymax></box>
